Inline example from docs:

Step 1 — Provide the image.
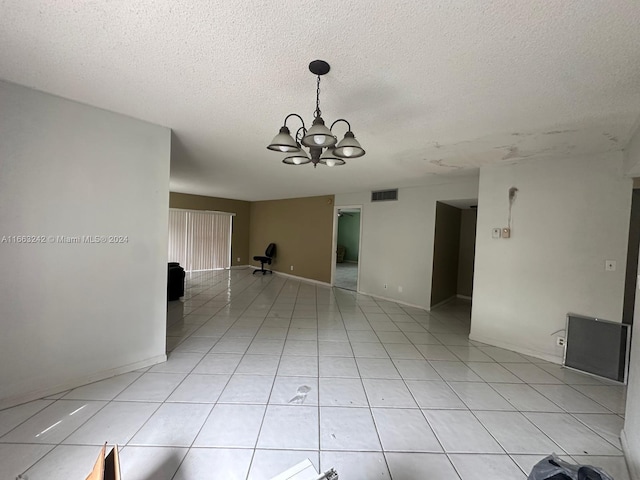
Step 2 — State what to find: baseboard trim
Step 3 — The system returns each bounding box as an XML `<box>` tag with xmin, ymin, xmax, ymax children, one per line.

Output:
<box><xmin>621</xmin><ymin>429</ymin><xmax>640</xmax><ymax>480</ymax></box>
<box><xmin>468</xmin><ymin>333</ymin><xmax>563</xmax><ymax>364</ymax></box>
<box><xmin>456</xmin><ymin>294</ymin><xmax>472</xmax><ymax>301</ymax></box>
<box><xmin>230</xmin><ymin>265</ymin><xmax>250</xmax><ymax>269</ymax></box>
<box><xmin>430</xmin><ymin>295</ymin><xmax>457</xmax><ymax>309</ymax></box>
<box><xmin>248</xmin><ymin>266</ymin><xmax>332</xmax><ymax>287</ymax></box>
<box><xmin>357</xmin><ymin>290</ymin><xmax>428</xmax><ymax>311</ymax></box>
<box><xmin>0</xmin><ymin>354</ymin><xmax>167</xmax><ymax>411</ymax></box>
<box><xmin>274</xmin><ymin>270</ymin><xmax>332</xmax><ymax>287</ymax></box>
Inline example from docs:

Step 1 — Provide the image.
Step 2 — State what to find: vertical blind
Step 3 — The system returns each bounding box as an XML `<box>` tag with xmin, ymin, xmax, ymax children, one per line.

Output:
<box><xmin>168</xmin><ymin>209</ymin><xmax>189</xmax><ymax>267</ymax></box>
<box><xmin>168</xmin><ymin>209</ymin><xmax>233</xmax><ymax>271</ymax></box>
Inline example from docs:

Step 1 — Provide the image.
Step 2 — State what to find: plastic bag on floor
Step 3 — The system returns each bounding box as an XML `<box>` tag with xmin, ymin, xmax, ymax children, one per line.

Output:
<box><xmin>528</xmin><ymin>454</ymin><xmax>614</xmax><ymax>480</ymax></box>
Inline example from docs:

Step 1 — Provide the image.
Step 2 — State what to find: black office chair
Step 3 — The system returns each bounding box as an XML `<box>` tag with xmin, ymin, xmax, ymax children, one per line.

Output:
<box><xmin>253</xmin><ymin>243</ymin><xmax>276</xmax><ymax>275</ymax></box>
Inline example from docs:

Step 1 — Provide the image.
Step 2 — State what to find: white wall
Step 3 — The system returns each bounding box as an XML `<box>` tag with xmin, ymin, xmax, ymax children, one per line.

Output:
<box><xmin>470</xmin><ymin>152</ymin><xmax>632</xmax><ymax>363</ymax></box>
<box><xmin>623</xmin><ymin>121</ymin><xmax>640</xmax><ymax>480</ymax></box>
<box><xmin>0</xmin><ymin>81</ymin><xmax>171</xmax><ymax>408</ymax></box>
<box><xmin>335</xmin><ymin>176</ymin><xmax>479</xmax><ymax>309</ymax></box>
<box><xmin>624</xmin><ymin>289</ymin><xmax>640</xmax><ymax>479</ymax></box>
<box><xmin>624</xmin><ymin>117</ymin><xmax>640</xmax><ymax>177</ymax></box>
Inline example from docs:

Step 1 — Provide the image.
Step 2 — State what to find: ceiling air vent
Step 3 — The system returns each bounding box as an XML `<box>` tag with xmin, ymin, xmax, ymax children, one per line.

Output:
<box><xmin>371</xmin><ymin>189</ymin><xmax>398</xmax><ymax>202</ymax></box>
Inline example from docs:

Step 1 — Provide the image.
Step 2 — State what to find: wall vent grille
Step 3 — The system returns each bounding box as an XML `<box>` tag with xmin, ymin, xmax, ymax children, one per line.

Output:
<box><xmin>371</xmin><ymin>189</ymin><xmax>398</xmax><ymax>202</ymax></box>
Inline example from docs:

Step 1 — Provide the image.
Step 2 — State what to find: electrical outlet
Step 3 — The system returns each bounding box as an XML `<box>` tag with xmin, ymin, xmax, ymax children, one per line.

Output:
<box><xmin>290</xmin><ymin>265</ymin><xmax>294</xmax><ymax>271</ymax></box>
<box><xmin>398</xmin><ymin>286</ymin><xmax>403</xmax><ymax>293</ymax></box>
<box><xmin>556</xmin><ymin>337</ymin><xmax>565</xmax><ymax>347</ymax></box>
<box><xmin>237</xmin><ymin>257</ymin><xmax>240</xmax><ymax>262</ymax></box>
<box><xmin>492</xmin><ymin>228</ymin><xmax>501</xmax><ymax>239</ymax></box>
<box><xmin>502</xmin><ymin>227</ymin><xmax>511</xmax><ymax>238</ymax></box>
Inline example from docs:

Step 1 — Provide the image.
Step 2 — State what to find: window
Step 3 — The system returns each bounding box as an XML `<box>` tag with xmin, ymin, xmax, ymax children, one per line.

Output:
<box><xmin>168</xmin><ymin>209</ymin><xmax>233</xmax><ymax>272</ymax></box>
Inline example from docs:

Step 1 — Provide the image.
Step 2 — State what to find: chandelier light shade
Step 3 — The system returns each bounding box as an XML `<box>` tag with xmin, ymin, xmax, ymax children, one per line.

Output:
<box><xmin>283</xmin><ymin>148</ymin><xmax>311</xmax><ymax>165</ymax></box>
<box><xmin>267</xmin><ymin>60</ymin><xmax>365</xmax><ymax>167</ymax></box>
<box><xmin>267</xmin><ymin>126</ymin><xmax>300</xmax><ymax>153</ymax></box>
<box><xmin>302</xmin><ymin>117</ymin><xmax>337</xmax><ymax>149</ymax></box>
<box><xmin>333</xmin><ymin>131</ymin><xmax>365</xmax><ymax>158</ymax></box>
<box><xmin>319</xmin><ymin>149</ymin><xmax>346</xmax><ymax>167</ymax></box>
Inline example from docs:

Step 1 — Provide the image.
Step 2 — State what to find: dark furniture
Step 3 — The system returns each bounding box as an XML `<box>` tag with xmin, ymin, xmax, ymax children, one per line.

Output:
<box><xmin>168</xmin><ymin>262</ymin><xmax>185</xmax><ymax>300</ymax></box>
<box><xmin>253</xmin><ymin>243</ymin><xmax>276</xmax><ymax>275</ymax></box>
<box><xmin>564</xmin><ymin>313</ymin><xmax>630</xmax><ymax>382</ymax></box>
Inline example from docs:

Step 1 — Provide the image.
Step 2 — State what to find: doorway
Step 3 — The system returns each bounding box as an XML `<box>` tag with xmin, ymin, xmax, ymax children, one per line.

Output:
<box><xmin>430</xmin><ymin>200</ymin><xmax>478</xmax><ymax>308</ymax></box>
<box><xmin>333</xmin><ymin>207</ymin><xmax>362</xmax><ymax>291</ymax></box>
<box><xmin>623</xmin><ymin>188</ymin><xmax>640</xmax><ymax>325</ymax></box>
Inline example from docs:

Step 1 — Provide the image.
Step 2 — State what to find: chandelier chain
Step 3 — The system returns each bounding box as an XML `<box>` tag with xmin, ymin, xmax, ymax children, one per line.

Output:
<box><xmin>315</xmin><ymin>75</ymin><xmax>322</xmax><ymax>118</ymax></box>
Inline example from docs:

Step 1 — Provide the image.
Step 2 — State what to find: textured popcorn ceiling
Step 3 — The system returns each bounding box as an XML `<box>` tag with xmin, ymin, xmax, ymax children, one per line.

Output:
<box><xmin>1</xmin><ymin>1</ymin><xmax>640</xmax><ymax>200</ymax></box>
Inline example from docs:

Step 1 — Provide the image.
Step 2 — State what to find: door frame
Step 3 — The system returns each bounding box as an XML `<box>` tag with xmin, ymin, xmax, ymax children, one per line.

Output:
<box><xmin>331</xmin><ymin>204</ymin><xmax>363</xmax><ymax>292</ymax></box>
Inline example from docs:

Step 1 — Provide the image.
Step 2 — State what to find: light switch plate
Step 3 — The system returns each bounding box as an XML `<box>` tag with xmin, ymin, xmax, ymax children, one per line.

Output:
<box><xmin>605</xmin><ymin>260</ymin><xmax>616</xmax><ymax>271</ymax></box>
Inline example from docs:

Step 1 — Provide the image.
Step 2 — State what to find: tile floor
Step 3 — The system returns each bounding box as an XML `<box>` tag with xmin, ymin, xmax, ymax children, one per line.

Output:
<box><xmin>0</xmin><ymin>269</ymin><xmax>631</xmax><ymax>480</ymax></box>
<box><xmin>334</xmin><ymin>262</ymin><xmax>358</xmax><ymax>291</ymax></box>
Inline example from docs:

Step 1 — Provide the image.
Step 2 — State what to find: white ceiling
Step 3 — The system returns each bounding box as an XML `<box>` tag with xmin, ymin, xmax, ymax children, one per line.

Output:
<box><xmin>2</xmin><ymin>1</ymin><xmax>640</xmax><ymax>201</ymax></box>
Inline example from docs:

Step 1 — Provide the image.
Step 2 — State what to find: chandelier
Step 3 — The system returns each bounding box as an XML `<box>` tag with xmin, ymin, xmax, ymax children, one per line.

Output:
<box><xmin>267</xmin><ymin>60</ymin><xmax>365</xmax><ymax>167</ymax></box>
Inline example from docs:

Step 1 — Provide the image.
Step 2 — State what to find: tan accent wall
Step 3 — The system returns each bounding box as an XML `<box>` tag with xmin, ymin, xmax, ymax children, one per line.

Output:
<box><xmin>430</xmin><ymin>202</ymin><xmax>461</xmax><ymax>307</ymax></box>
<box><xmin>250</xmin><ymin>195</ymin><xmax>335</xmax><ymax>283</ymax></box>
<box><xmin>169</xmin><ymin>192</ymin><xmax>250</xmax><ymax>267</ymax></box>
<box><xmin>457</xmin><ymin>208</ymin><xmax>477</xmax><ymax>297</ymax></box>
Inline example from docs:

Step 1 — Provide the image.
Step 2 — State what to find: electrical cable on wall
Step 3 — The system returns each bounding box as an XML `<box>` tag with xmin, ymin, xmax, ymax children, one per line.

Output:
<box><xmin>508</xmin><ymin>186</ymin><xmax>518</xmax><ymax>231</ymax></box>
